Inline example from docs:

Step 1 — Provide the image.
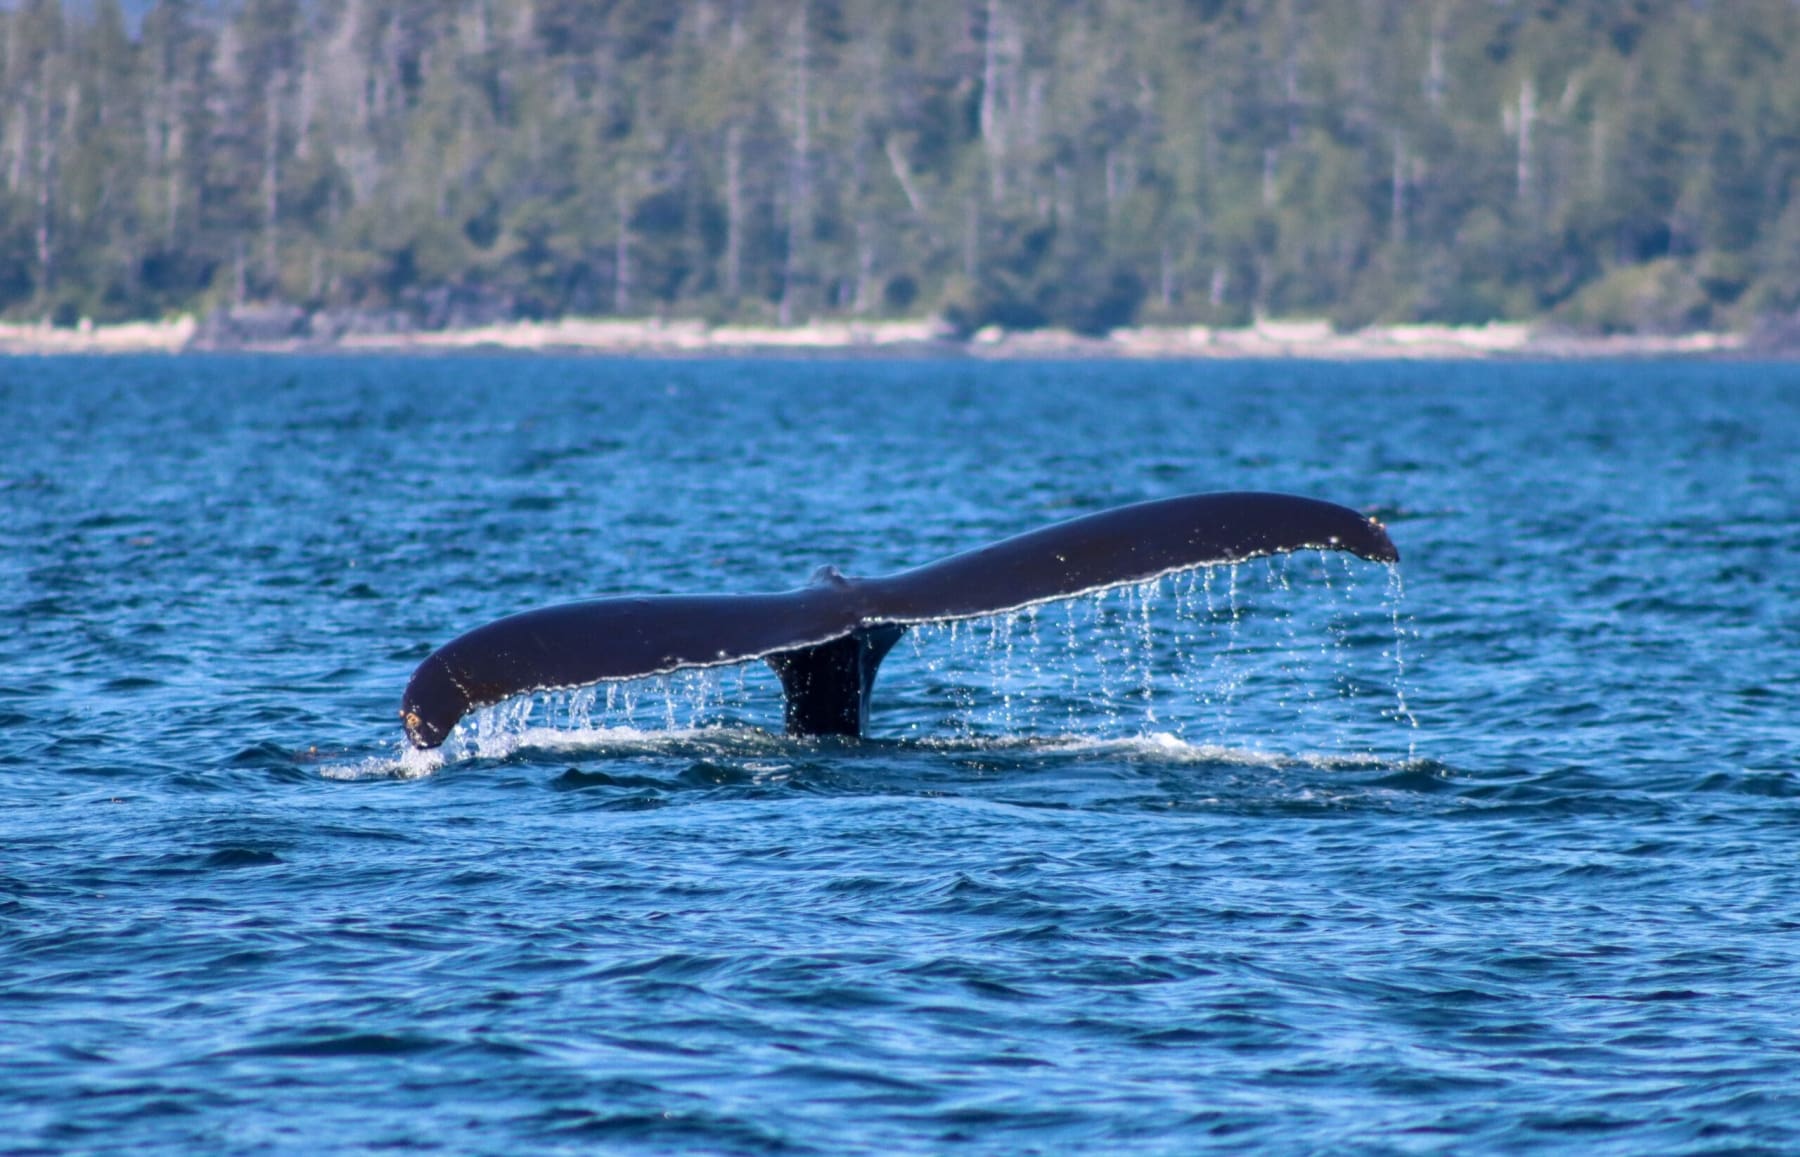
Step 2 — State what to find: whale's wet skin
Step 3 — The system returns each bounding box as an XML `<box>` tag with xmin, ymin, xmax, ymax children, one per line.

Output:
<box><xmin>399</xmin><ymin>491</ymin><xmax>1401</xmax><ymax>749</ymax></box>
<box><xmin>3</xmin><ymin>357</ymin><xmax>1797</xmax><ymax>1152</ymax></box>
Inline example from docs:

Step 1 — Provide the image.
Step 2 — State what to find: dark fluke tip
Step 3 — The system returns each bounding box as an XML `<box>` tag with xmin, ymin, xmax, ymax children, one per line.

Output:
<box><xmin>398</xmin><ymin>491</ymin><xmax>1401</xmax><ymax>749</ymax></box>
<box><xmin>400</xmin><ymin>656</ymin><xmax>460</xmax><ymax>750</ymax></box>
<box><xmin>1359</xmin><ymin>515</ymin><xmax>1400</xmax><ymax>564</ymax></box>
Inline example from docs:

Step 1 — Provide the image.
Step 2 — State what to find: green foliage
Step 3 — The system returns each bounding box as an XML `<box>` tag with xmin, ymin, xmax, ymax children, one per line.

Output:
<box><xmin>1553</xmin><ymin>259</ymin><xmax>1715</xmax><ymax>335</ymax></box>
<box><xmin>1</xmin><ymin>0</ymin><xmax>1798</xmax><ymax>331</ymax></box>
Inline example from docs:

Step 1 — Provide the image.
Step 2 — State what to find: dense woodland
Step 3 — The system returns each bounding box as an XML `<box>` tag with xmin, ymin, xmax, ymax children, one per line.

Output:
<box><xmin>4</xmin><ymin>0</ymin><xmax>1800</xmax><ymax>334</ymax></box>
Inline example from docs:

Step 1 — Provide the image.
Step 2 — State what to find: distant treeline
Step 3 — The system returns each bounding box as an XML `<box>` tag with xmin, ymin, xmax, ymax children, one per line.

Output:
<box><xmin>4</xmin><ymin>0</ymin><xmax>1800</xmax><ymax>334</ymax></box>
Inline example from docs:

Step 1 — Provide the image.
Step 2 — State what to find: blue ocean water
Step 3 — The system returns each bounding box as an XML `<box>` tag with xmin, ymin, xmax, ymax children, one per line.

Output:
<box><xmin>1</xmin><ymin>355</ymin><xmax>1796</xmax><ymax>1153</ymax></box>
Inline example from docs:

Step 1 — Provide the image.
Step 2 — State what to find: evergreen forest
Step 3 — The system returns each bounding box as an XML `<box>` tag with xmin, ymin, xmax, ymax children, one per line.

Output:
<box><xmin>4</xmin><ymin>0</ymin><xmax>1800</xmax><ymax>335</ymax></box>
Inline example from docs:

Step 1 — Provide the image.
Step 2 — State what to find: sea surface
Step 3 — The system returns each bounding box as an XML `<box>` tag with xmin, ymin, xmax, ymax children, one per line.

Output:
<box><xmin>2</xmin><ymin>355</ymin><xmax>1796</xmax><ymax>1154</ymax></box>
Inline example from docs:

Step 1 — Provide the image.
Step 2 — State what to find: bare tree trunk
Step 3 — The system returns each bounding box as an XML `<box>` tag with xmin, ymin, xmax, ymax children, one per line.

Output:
<box><xmin>150</xmin><ymin>37</ymin><xmax>181</xmax><ymax>247</ymax></box>
<box><xmin>36</xmin><ymin>124</ymin><xmax>54</xmax><ymax>293</ymax></box>
<box><xmin>724</xmin><ymin>122</ymin><xmax>743</xmax><ymax>298</ymax></box>
<box><xmin>722</xmin><ymin>0</ymin><xmax>747</xmax><ymax>300</ymax></box>
<box><xmin>979</xmin><ymin>0</ymin><xmax>1004</xmax><ymax>201</ymax></box>
<box><xmin>1105</xmin><ymin>146</ymin><xmax>1121</xmax><ymax>222</ymax></box>
<box><xmin>1516</xmin><ymin>78</ymin><xmax>1536</xmax><ymax>204</ymax></box>
<box><xmin>854</xmin><ymin>218</ymin><xmax>875</xmax><ymax>314</ymax></box>
<box><xmin>1281</xmin><ymin>1</ymin><xmax>1301</xmax><ymax>142</ymax></box>
<box><xmin>263</xmin><ymin>74</ymin><xmax>282</xmax><ymax>295</ymax></box>
<box><xmin>780</xmin><ymin>6</ymin><xmax>810</xmax><ymax>327</ymax></box>
<box><xmin>164</xmin><ymin>104</ymin><xmax>182</xmax><ymax>246</ymax></box>
<box><xmin>962</xmin><ymin>195</ymin><xmax>978</xmax><ymax>283</ymax></box>
<box><xmin>1203</xmin><ymin>97</ymin><xmax>1217</xmax><ymax>174</ymax></box>
<box><xmin>34</xmin><ymin>63</ymin><xmax>57</xmax><ymax>295</ymax></box>
<box><xmin>1590</xmin><ymin>114</ymin><xmax>1607</xmax><ymax>199</ymax></box>
<box><xmin>1391</xmin><ymin>131</ymin><xmax>1407</xmax><ymax>245</ymax></box>
<box><xmin>683</xmin><ymin>161</ymin><xmax>704</xmax><ymax>305</ymax></box>
<box><xmin>1425</xmin><ymin>3</ymin><xmax>1445</xmax><ymax>107</ymax></box>
<box><xmin>614</xmin><ymin>179</ymin><xmax>632</xmax><ymax>314</ymax></box>
<box><xmin>884</xmin><ymin>137</ymin><xmax>929</xmax><ymax>220</ymax></box>
<box><xmin>325</xmin><ymin>183</ymin><xmax>342</xmax><ymax>299</ymax></box>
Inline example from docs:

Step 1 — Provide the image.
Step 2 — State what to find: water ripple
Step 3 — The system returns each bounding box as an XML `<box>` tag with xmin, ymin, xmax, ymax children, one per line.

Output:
<box><xmin>1</xmin><ymin>357</ymin><xmax>1796</xmax><ymax>1152</ymax></box>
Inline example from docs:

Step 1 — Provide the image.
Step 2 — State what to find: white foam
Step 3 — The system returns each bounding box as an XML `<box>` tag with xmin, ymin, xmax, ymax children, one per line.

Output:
<box><xmin>320</xmin><ymin>745</ymin><xmax>444</xmax><ymax>781</ymax></box>
<box><xmin>320</xmin><ymin>724</ymin><xmax>780</xmax><ymax>780</ymax></box>
<box><xmin>461</xmin><ymin>722</ymin><xmax>731</xmax><ymax>759</ymax></box>
<box><xmin>908</xmin><ymin>729</ymin><xmax>1399</xmax><ymax>771</ymax></box>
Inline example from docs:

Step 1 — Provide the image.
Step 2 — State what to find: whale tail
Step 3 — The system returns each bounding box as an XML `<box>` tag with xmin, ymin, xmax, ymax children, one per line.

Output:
<box><xmin>766</xmin><ymin>624</ymin><xmax>908</xmax><ymax>738</ymax></box>
<box><xmin>400</xmin><ymin>491</ymin><xmax>1397</xmax><ymax>748</ymax></box>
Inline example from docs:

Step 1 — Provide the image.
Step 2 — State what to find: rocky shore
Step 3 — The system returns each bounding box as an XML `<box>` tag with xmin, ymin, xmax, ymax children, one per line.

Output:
<box><xmin>0</xmin><ymin>308</ymin><xmax>1758</xmax><ymax>360</ymax></box>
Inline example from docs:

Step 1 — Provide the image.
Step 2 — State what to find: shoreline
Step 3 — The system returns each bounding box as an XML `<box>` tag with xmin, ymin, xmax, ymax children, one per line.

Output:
<box><xmin>0</xmin><ymin>314</ymin><xmax>1756</xmax><ymax>360</ymax></box>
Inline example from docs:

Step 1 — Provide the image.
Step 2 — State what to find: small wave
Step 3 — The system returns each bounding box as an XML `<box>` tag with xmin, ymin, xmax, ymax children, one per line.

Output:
<box><xmin>1081</xmin><ymin>731</ymin><xmax>1398</xmax><ymax>771</ymax></box>
<box><xmin>321</xmin><ymin>723</ymin><xmax>792</xmax><ymax>779</ymax></box>
<box><xmin>460</xmin><ymin>722</ymin><xmax>802</xmax><ymax>765</ymax></box>
<box><xmin>471</xmin><ymin>723</ymin><xmax>750</xmax><ymax>757</ymax></box>
<box><xmin>320</xmin><ymin>746</ymin><xmax>443</xmax><ymax>781</ymax></box>
<box><xmin>913</xmin><ymin>729</ymin><xmax>1417</xmax><ymax>773</ymax></box>
<box><xmin>219</xmin><ymin>1031</ymin><xmax>447</xmax><ymax>1058</ymax></box>
<box><xmin>326</xmin><ymin>720</ymin><xmax>1424</xmax><ymax>782</ymax></box>
<box><xmin>322</xmin><ymin>676</ymin><xmax>1440</xmax><ymax>797</ymax></box>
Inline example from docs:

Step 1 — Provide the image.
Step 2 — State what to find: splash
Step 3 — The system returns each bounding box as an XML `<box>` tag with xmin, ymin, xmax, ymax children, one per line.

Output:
<box><xmin>864</xmin><ymin>551</ymin><xmax>1414</xmax><ymax>758</ymax></box>
<box><xmin>321</xmin><ymin>744</ymin><xmax>444</xmax><ymax>781</ymax></box>
<box><xmin>1383</xmin><ymin>563</ymin><xmax>1421</xmax><ymax>760</ymax></box>
<box><xmin>915</xmin><ymin>729</ymin><xmax>1398</xmax><ymax>771</ymax></box>
<box><xmin>378</xmin><ymin>552</ymin><xmax>1419</xmax><ymax>768</ymax></box>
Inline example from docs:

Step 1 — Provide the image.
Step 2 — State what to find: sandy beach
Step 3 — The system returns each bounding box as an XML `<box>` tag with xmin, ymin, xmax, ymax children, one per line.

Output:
<box><xmin>0</xmin><ymin>313</ymin><xmax>1749</xmax><ymax>359</ymax></box>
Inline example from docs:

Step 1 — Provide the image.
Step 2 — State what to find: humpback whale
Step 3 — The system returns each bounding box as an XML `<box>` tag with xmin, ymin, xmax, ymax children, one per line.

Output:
<box><xmin>400</xmin><ymin>491</ymin><xmax>1398</xmax><ymax>749</ymax></box>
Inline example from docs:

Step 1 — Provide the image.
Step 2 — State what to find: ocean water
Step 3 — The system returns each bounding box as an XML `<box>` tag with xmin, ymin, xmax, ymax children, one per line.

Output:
<box><xmin>2</xmin><ymin>355</ymin><xmax>1796</xmax><ymax>1154</ymax></box>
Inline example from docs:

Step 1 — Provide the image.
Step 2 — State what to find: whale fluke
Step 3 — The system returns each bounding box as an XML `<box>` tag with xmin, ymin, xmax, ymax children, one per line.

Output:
<box><xmin>400</xmin><ymin>491</ymin><xmax>1397</xmax><ymax>749</ymax></box>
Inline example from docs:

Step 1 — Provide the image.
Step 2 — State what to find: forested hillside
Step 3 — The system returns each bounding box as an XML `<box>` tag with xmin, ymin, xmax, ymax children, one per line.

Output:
<box><xmin>4</xmin><ymin>0</ymin><xmax>1799</xmax><ymax>334</ymax></box>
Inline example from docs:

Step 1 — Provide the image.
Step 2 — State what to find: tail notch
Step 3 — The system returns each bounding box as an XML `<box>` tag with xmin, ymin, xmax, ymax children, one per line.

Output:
<box><xmin>765</xmin><ymin>624</ymin><xmax>907</xmax><ymax>737</ymax></box>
